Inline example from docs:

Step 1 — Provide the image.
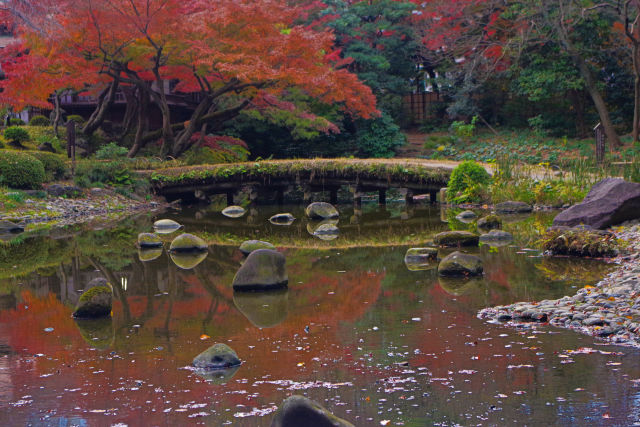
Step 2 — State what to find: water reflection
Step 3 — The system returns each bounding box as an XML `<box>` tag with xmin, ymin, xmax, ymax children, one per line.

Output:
<box><xmin>0</xmin><ymin>205</ymin><xmax>634</xmax><ymax>426</ymax></box>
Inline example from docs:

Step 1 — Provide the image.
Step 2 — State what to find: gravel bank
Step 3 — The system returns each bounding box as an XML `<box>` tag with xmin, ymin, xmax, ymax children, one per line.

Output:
<box><xmin>0</xmin><ymin>187</ymin><xmax>164</xmax><ymax>229</ymax></box>
<box><xmin>479</xmin><ymin>221</ymin><xmax>640</xmax><ymax>347</ymax></box>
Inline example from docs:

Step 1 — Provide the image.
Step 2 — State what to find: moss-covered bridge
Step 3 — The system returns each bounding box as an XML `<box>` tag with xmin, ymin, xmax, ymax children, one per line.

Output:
<box><xmin>150</xmin><ymin>158</ymin><xmax>456</xmax><ymax>205</ymax></box>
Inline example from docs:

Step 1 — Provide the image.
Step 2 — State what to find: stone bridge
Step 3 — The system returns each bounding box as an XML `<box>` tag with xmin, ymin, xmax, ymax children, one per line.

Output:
<box><xmin>149</xmin><ymin>159</ymin><xmax>455</xmax><ymax>205</ymax></box>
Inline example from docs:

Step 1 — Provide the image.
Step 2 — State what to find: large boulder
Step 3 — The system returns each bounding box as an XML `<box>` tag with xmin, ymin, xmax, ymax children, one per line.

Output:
<box><xmin>232</xmin><ymin>249</ymin><xmax>288</xmax><ymax>291</ymax></box>
<box><xmin>269</xmin><ymin>213</ymin><xmax>296</xmax><ymax>225</ymax></box>
<box><xmin>495</xmin><ymin>201</ymin><xmax>532</xmax><ymax>214</ymax></box>
<box><xmin>234</xmin><ymin>289</ymin><xmax>289</xmax><ymax>328</ymax></box>
<box><xmin>305</xmin><ymin>202</ymin><xmax>339</xmax><ymax>220</ymax></box>
<box><xmin>271</xmin><ymin>395</ymin><xmax>354</xmax><ymax>427</ymax></box>
<box><xmin>169</xmin><ymin>233</ymin><xmax>208</xmax><ymax>252</ymax></box>
<box><xmin>438</xmin><ymin>251</ymin><xmax>483</xmax><ymax>277</ymax></box>
<box><xmin>222</xmin><ymin>205</ymin><xmax>246</xmax><ymax>218</ymax></box>
<box><xmin>477</xmin><ymin>214</ymin><xmax>502</xmax><ymax>231</ymax></box>
<box><xmin>433</xmin><ymin>231</ymin><xmax>479</xmax><ymax>247</ymax></box>
<box><xmin>153</xmin><ymin>219</ymin><xmax>183</xmax><ymax>234</ymax></box>
<box><xmin>73</xmin><ymin>286</ymin><xmax>112</xmax><ymax>318</ymax></box>
<box><xmin>239</xmin><ymin>240</ymin><xmax>276</xmax><ymax>256</ymax></box>
<box><xmin>552</xmin><ymin>178</ymin><xmax>640</xmax><ymax>229</ymax></box>
<box><xmin>193</xmin><ymin>343</ymin><xmax>241</xmax><ymax>370</ymax></box>
<box><xmin>137</xmin><ymin>232</ymin><xmax>163</xmax><ymax>248</ymax></box>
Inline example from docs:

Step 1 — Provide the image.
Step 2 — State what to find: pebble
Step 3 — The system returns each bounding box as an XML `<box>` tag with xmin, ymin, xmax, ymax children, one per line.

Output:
<box><xmin>478</xmin><ymin>220</ymin><xmax>640</xmax><ymax>348</ymax></box>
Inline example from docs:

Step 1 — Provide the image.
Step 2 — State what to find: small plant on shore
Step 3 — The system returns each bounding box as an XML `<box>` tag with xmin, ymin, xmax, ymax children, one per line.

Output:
<box><xmin>540</xmin><ymin>228</ymin><xmax>618</xmax><ymax>258</ymax></box>
<box><xmin>4</xmin><ymin>126</ymin><xmax>30</xmax><ymax>147</ymax></box>
<box><xmin>74</xmin><ymin>160</ymin><xmax>132</xmax><ymax>188</ymax></box>
<box><xmin>30</xmin><ymin>152</ymin><xmax>68</xmax><ymax>181</ymax></box>
<box><xmin>8</xmin><ymin>118</ymin><xmax>25</xmax><ymax>126</ymax></box>
<box><xmin>446</xmin><ymin>160</ymin><xmax>491</xmax><ymax>203</ymax></box>
<box><xmin>95</xmin><ymin>142</ymin><xmax>128</xmax><ymax>160</ymax></box>
<box><xmin>0</xmin><ymin>150</ymin><xmax>45</xmax><ymax>189</ymax></box>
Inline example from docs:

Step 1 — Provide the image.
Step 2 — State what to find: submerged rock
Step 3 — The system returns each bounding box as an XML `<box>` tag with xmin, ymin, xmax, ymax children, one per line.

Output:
<box><xmin>234</xmin><ymin>289</ymin><xmax>289</xmax><ymax>328</ymax></box>
<box><xmin>438</xmin><ymin>251</ymin><xmax>483</xmax><ymax>276</ymax></box>
<box><xmin>0</xmin><ymin>219</ymin><xmax>24</xmax><ymax>233</ymax></box>
<box><xmin>137</xmin><ymin>232</ymin><xmax>163</xmax><ymax>248</ymax></box>
<box><xmin>232</xmin><ymin>249</ymin><xmax>288</xmax><ymax>291</ymax></box>
<box><xmin>404</xmin><ymin>247</ymin><xmax>438</xmax><ymax>271</ymax></box>
<box><xmin>479</xmin><ymin>230</ymin><xmax>513</xmax><ymax>246</ymax></box>
<box><xmin>439</xmin><ymin>276</ymin><xmax>484</xmax><ymax>296</ymax></box>
<box><xmin>305</xmin><ymin>202</ymin><xmax>339</xmax><ymax>220</ymax></box>
<box><xmin>73</xmin><ymin>286</ymin><xmax>112</xmax><ymax>319</ymax></box>
<box><xmin>495</xmin><ymin>201</ymin><xmax>533</xmax><ymax>214</ymax></box>
<box><xmin>239</xmin><ymin>240</ymin><xmax>276</xmax><ymax>256</ymax></box>
<box><xmin>138</xmin><ymin>247</ymin><xmax>163</xmax><ymax>262</ymax></box>
<box><xmin>477</xmin><ymin>214</ymin><xmax>502</xmax><ymax>231</ymax></box>
<box><xmin>194</xmin><ymin>364</ymin><xmax>240</xmax><ymax>385</ymax></box>
<box><xmin>455</xmin><ymin>210</ymin><xmax>477</xmax><ymax>222</ymax></box>
<box><xmin>222</xmin><ymin>205</ymin><xmax>246</xmax><ymax>218</ymax></box>
<box><xmin>552</xmin><ymin>178</ymin><xmax>640</xmax><ymax>229</ymax></box>
<box><xmin>170</xmin><ymin>251</ymin><xmax>208</xmax><ymax>269</ymax></box>
<box><xmin>433</xmin><ymin>230</ymin><xmax>479</xmax><ymax>247</ymax></box>
<box><xmin>169</xmin><ymin>233</ymin><xmax>208</xmax><ymax>252</ymax></box>
<box><xmin>269</xmin><ymin>213</ymin><xmax>296</xmax><ymax>225</ymax></box>
<box><xmin>271</xmin><ymin>395</ymin><xmax>354</xmax><ymax>427</ymax></box>
<box><xmin>153</xmin><ymin>219</ymin><xmax>182</xmax><ymax>234</ymax></box>
<box><xmin>193</xmin><ymin>343</ymin><xmax>241</xmax><ymax>370</ymax></box>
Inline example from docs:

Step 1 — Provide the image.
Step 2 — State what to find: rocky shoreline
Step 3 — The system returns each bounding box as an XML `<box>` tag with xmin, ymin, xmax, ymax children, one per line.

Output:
<box><xmin>0</xmin><ymin>186</ymin><xmax>165</xmax><ymax>230</ymax></box>
<box><xmin>479</xmin><ymin>221</ymin><xmax>640</xmax><ymax>347</ymax></box>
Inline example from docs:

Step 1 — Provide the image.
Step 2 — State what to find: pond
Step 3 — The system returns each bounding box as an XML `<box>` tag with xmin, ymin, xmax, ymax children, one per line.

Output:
<box><xmin>0</xmin><ymin>203</ymin><xmax>639</xmax><ymax>426</ymax></box>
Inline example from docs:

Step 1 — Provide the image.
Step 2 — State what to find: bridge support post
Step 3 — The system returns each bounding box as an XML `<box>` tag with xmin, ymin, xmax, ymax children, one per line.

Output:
<box><xmin>330</xmin><ymin>188</ymin><xmax>338</xmax><ymax>205</ymax></box>
<box><xmin>352</xmin><ymin>186</ymin><xmax>362</xmax><ymax>208</ymax></box>
<box><xmin>303</xmin><ymin>186</ymin><xmax>312</xmax><ymax>204</ymax></box>
<box><xmin>378</xmin><ymin>189</ymin><xmax>386</xmax><ymax>205</ymax></box>
<box><xmin>276</xmin><ymin>188</ymin><xmax>284</xmax><ymax>206</ymax></box>
<box><xmin>430</xmin><ymin>190</ymin><xmax>437</xmax><ymax>204</ymax></box>
<box><xmin>226</xmin><ymin>191</ymin><xmax>235</xmax><ymax>206</ymax></box>
<box><xmin>400</xmin><ymin>188</ymin><xmax>414</xmax><ymax>205</ymax></box>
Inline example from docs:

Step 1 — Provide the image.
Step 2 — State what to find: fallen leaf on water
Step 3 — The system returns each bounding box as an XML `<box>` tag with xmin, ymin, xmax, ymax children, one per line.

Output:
<box><xmin>603</xmin><ymin>412</ymin><xmax>611</xmax><ymax>419</ymax></box>
<box><xmin>199</xmin><ymin>334</ymin><xmax>209</xmax><ymax>340</ymax></box>
<box><xmin>297</xmin><ymin>362</ymin><xmax>305</xmax><ymax>367</ymax></box>
<box><xmin>380</xmin><ymin>420</ymin><xmax>390</xmax><ymax>426</ymax></box>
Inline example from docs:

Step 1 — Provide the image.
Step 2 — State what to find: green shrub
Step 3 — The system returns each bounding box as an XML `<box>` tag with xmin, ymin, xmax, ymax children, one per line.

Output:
<box><xmin>4</xmin><ymin>126</ymin><xmax>30</xmax><ymax>147</ymax></box>
<box><xmin>66</xmin><ymin>115</ymin><xmax>85</xmax><ymax>125</ymax></box>
<box><xmin>355</xmin><ymin>113</ymin><xmax>406</xmax><ymax>158</ymax></box>
<box><xmin>74</xmin><ymin>160</ymin><xmax>132</xmax><ymax>188</ymax></box>
<box><xmin>9</xmin><ymin>118</ymin><xmax>25</xmax><ymax>126</ymax></box>
<box><xmin>30</xmin><ymin>152</ymin><xmax>68</xmax><ymax>181</ymax></box>
<box><xmin>0</xmin><ymin>150</ymin><xmax>45</xmax><ymax>189</ymax></box>
<box><xmin>29</xmin><ymin>115</ymin><xmax>50</xmax><ymax>126</ymax></box>
<box><xmin>446</xmin><ymin>160</ymin><xmax>491</xmax><ymax>204</ymax></box>
<box><xmin>95</xmin><ymin>142</ymin><xmax>128</xmax><ymax>160</ymax></box>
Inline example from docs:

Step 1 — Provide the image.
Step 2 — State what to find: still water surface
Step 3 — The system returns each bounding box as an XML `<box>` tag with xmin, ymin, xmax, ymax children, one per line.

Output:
<box><xmin>0</xmin><ymin>204</ymin><xmax>638</xmax><ymax>426</ymax></box>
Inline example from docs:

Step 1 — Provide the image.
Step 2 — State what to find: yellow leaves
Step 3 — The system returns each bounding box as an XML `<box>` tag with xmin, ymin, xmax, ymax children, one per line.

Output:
<box><xmin>199</xmin><ymin>334</ymin><xmax>209</xmax><ymax>340</ymax></box>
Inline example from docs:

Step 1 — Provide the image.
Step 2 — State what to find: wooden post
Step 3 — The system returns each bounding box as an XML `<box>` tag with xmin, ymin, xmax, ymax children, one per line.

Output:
<box><xmin>378</xmin><ymin>189</ymin><xmax>386</xmax><ymax>205</ymax></box>
<box><xmin>430</xmin><ymin>191</ymin><xmax>437</xmax><ymax>204</ymax></box>
<box><xmin>226</xmin><ymin>191</ymin><xmax>235</xmax><ymax>206</ymax></box>
<box><xmin>276</xmin><ymin>188</ymin><xmax>284</xmax><ymax>206</ymax></box>
<box><xmin>66</xmin><ymin>121</ymin><xmax>76</xmax><ymax>176</ymax></box>
<box><xmin>594</xmin><ymin>122</ymin><xmax>606</xmax><ymax>165</ymax></box>
<box><xmin>330</xmin><ymin>188</ymin><xmax>338</xmax><ymax>205</ymax></box>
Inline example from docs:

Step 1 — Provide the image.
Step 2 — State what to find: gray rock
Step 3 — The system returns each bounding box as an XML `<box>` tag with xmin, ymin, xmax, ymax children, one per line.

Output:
<box><xmin>438</xmin><ymin>251</ymin><xmax>483</xmax><ymax>276</ymax></box>
<box><xmin>305</xmin><ymin>202</ymin><xmax>339</xmax><ymax>220</ymax></box>
<box><xmin>138</xmin><ymin>232</ymin><xmax>163</xmax><ymax>248</ymax></box>
<box><xmin>552</xmin><ymin>178</ymin><xmax>640</xmax><ymax>229</ymax></box>
<box><xmin>222</xmin><ymin>205</ymin><xmax>246</xmax><ymax>218</ymax></box>
<box><xmin>73</xmin><ymin>286</ymin><xmax>112</xmax><ymax>319</ymax></box>
<box><xmin>46</xmin><ymin>184</ymin><xmax>83</xmax><ymax>198</ymax></box>
<box><xmin>455</xmin><ymin>210</ymin><xmax>477</xmax><ymax>223</ymax></box>
<box><xmin>170</xmin><ymin>251</ymin><xmax>208</xmax><ymax>270</ymax></box>
<box><xmin>433</xmin><ymin>231</ymin><xmax>479</xmax><ymax>247</ymax></box>
<box><xmin>239</xmin><ymin>240</ymin><xmax>275</xmax><ymax>256</ymax></box>
<box><xmin>234</xmin><ymin>289</ymin><xmax>289</xmax><ymax>328</ymax></box>
<box><xmin>193</xmin><ymin>343</ymin><xmax>241</xmax><ymax>369</ymax></box>
<box><xmin>269</xmin><ymin>213</ymin><xmax>296</xmax><ymax>225</ymax></box>
<box><xmin>232</xmin><ymin>249</ymin><xmax>288</xmax><ymax>291</ymax></box>
<box><xmin>138</xmin><ymin>247</ymin><xmax>163</xmax><ymax>262</ymax></box>
<box><xmin>312</xmin><ymin>223</ymin><xmax>339</xmax><ymax>240</ymax></box>
<box><xmin>495</xmin><ymin>201</ymin><xmax>533</xmax><ymax>214</ymax></box>
<box><xmin>271</xmin><ymin>395</ymin><xmax>354</xmax><ymax>427</ymax></box>
<box><xmin>404</xmin><ymin>247</ymin><xmax>438</xmax><ymax>271</ymax></box>
<box><xmin>169</xmin><ymin>233</ymin><xmax>208</xmax><ymax>252</ymax></box>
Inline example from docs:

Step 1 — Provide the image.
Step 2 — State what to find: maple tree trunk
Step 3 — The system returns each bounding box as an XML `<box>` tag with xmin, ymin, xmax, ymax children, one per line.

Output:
<box><xmin>118</xmin><ymin>86</ymin><xmax>138</xmax><ymax>140</ymax></box>
<box><xmin>82</xmin><ymin>77</ymin><xmax>120</xmax><ymax>136</ymax></box>
<box><xmin>171</xmin><ymin>95</ymin><xmax>213</xmax><ymax>157</ymax></box>
<box><xmin>53</xmin><ymin>92</ymin><xmax>62</xmax><ymax>138</ymax></box>
<box><xmin>633</xmin><ymin>43</ymin><xmax>640</xmax><ymax>142</ymax></box>
<box><xmin>127</xmin><ymin>90</ymin><xmax>149</xmax><ymax>158</ymax></box>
